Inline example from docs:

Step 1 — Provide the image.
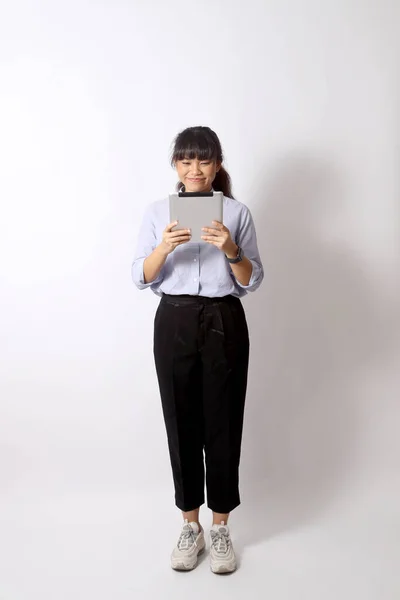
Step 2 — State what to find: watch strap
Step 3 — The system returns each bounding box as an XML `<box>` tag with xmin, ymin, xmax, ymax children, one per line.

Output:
<box><xmin>226</xmin><ymin>246</ymin><xmax>243</xmax><ymax>264</ymax></box>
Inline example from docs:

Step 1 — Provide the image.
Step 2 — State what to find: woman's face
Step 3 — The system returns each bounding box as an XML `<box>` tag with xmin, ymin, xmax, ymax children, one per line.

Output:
<box><xmin>175</xmin><ymin>157</ymin><xmax>221</xmax><ymax>193</ymax></box>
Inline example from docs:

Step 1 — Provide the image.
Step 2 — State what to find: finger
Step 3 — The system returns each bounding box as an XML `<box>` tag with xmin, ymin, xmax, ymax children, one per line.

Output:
<box><xmin>202</xmin><ymin>239</ymin><xmax>221</xmax><ymax>248</ymax></box>
<box><xmin>211</xmin><ymin>220</ymin><xmax>226</xmax><ymax>230</ymax></box>
<box><xmin>171</xmin><ymin>239</ymin><xmax>191</xmax><ymax>248</ymax></box>
<box><xmin>201</xmin><ymin>227</ymin><xmax>220</xmax><ymax>235</ymax></box>
<box><xmin>167</xmin><ymin>234</ymin><xmax>191</xmax><ymax>243</ymax></box>
<box><xmin>164</xmin><ymin>221</ymin><xmax>179</xmax><ymax>232</ymax></box>
<box><xmin>168</xmin><ymin>228</ymin><xmax>191</xmax><ymax>239</ymax></box>
<box><xmin>201</xmin><ymin>235</ymin><xmax>223</xmax><ymax>242</ymax></box>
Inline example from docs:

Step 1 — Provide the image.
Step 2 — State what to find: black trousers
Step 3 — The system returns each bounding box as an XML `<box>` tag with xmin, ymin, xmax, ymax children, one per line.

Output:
<box><xmin>153</xmin><ymin>293</ymin><xmax>250</xmax><ymax>514</ymax></box>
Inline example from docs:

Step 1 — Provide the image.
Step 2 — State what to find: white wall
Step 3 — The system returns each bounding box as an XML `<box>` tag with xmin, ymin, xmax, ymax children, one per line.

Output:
<box><xmin>0</xmin><ymin>1</ymin><xmax>399</xmax><ymax>598</ymax></box>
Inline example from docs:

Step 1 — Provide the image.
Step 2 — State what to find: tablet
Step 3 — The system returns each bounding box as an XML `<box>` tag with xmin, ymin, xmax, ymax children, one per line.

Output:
<box><xmin>169</xmin><ymin>191</ymin><xmax>224</xmax><ymax>244</ymax></box>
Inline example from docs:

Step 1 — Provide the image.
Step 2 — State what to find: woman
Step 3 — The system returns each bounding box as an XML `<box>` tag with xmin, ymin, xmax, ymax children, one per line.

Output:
<box><xmin>132</xmin><ymin>126</ymin><xmax>264</xmax><ymax>573</ymax></box>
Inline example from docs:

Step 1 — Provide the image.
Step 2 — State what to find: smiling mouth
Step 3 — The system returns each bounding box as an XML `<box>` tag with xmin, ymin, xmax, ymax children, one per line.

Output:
<box><xmin>188</xmin><ymin>178</ymin><xmax>204</xmax><ymax>181</ymax></box>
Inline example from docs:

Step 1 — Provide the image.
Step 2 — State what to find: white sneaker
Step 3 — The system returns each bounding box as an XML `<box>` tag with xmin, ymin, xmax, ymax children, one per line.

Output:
<box><xmin>209</xmin><ymin>522</ymin><xmax>237</xmax><ymax>574</ymax></box>
<box><xmin>171</xmin><ymin>520</ymin><xmax>205</xmax><ymax>571</ymax></box>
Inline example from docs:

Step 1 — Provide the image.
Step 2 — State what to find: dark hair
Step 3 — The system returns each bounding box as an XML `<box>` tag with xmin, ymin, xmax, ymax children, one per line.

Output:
<box><xmin>170</xmin><ymin>126</ymin><xmax>234</xmax><ymax>199</ymax></box>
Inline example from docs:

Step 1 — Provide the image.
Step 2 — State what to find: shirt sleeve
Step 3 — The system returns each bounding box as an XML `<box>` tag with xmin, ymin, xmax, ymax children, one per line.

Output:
<box><xmin>234</xmin><ymin>206</ymin><xmax>264</xmax><ymax>292</ymax></box>
<box><xmin>131</xmin><ymin>204</ymin><xmax>164</xmax><ymax>290</ymax></box>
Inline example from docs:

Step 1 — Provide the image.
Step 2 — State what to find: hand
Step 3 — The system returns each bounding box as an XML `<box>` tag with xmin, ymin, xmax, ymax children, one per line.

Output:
<box><xmin>201</xmin><ymin>221</ymin><xmax>238</xmax><ymax>257</ymax></box>
<box><xmin>159</xmin><ymin>221</ymin><xmax>191</xmax><ymax>255</ymax></box>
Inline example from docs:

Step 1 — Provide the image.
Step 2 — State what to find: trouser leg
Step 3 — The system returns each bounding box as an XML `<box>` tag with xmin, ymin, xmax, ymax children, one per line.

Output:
<box><xmin>201</xmin><ymin>298</ymin><xmax>249</xmax><ymax>514</ymax></box>
<box><xmin>153</xmin><ymin>300</ymin><xmax>205</xmax><ymax>511</ymax></box>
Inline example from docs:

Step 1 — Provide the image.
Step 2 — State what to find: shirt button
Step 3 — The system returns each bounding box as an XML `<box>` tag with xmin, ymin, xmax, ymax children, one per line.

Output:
<box><xmin>194</xmin><ymin>278</ymin><xmax>197</xmax><ymax>282</ymax></box>
<box><xmin>193</xmin><ymin>258</ymin><xmax>197</xmax><ymax>262</ymax></box>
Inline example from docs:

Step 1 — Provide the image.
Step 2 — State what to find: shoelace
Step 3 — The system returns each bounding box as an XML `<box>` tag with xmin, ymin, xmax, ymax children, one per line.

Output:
<box><xmin>211</xmin><ymin>529</ymin><xmax>230</xmax><ymax>555</ymax></box>
<box><xmin>177</xmin><ymin>524</ymin><xmax>198</xmax><ymax>551</ymax></box>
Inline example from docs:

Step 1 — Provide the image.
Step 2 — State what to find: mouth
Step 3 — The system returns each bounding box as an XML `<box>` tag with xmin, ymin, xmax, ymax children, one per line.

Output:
<box><xmin>188</xmin><ymin>178</ymin><xmax>204</xmax><ymax>182</ymax></box>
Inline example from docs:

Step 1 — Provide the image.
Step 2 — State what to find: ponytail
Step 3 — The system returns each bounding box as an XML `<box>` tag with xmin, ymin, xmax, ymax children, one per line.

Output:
<box><xmin>212</xmin><ymin>165</ymin><xmax>234</xmax><ymax>199</ymax></box>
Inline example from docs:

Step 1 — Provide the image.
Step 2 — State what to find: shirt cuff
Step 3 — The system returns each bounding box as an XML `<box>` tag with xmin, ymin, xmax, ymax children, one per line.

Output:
<box><xmin>131</xmin><ymin>258</ymin><xmax>163</xmax><ymax>290</ymax></box>
<box><xmin>234</xmin><ymin>259</ymin><xmax>263</xmax><ymax>291</ymax></box>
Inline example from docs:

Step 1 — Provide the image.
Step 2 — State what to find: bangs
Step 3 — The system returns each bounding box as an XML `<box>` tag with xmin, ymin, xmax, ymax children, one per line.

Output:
<box><xmin>171</xmin><ymin>127</ymin><xmax>221</xmax><ymax>163</ymax></box>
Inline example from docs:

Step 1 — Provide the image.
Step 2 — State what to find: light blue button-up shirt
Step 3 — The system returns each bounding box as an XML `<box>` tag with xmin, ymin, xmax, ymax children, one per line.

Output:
<box><xmin>132</xmin><ymin>195</ymin><xmax>264</xmax><ymax>298</ymax></box>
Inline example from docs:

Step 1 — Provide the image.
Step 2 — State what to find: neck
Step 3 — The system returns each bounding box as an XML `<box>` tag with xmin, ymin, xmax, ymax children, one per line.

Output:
<box><xmin>181</xmin><ymin>185</ymin><xmax>213</xmax><ymax>193</ymax></box>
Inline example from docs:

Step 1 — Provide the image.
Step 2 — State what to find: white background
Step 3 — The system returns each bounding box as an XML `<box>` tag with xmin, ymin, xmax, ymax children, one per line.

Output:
<box><xmin>1</xmin><ymin>1</ymin><xmax>399</xmax><ymax>598</ymax></box>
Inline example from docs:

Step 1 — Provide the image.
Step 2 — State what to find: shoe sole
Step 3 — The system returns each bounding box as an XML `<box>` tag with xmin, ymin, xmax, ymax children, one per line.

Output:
<box><xmin>211</xmin><ymin>562</ymin><xmax>237</xmax><ymax>574</ymax></box>
<box><xmin>171</xmin><ymin>545</ymin><xmax>205</xmax><ymax>571</ymax></box>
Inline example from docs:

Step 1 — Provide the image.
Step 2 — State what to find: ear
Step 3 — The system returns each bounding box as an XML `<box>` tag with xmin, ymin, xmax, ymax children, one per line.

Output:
<box><xmin>216</xmin><ymin>161</ymin><xmax>222</xmax><ymax>173</ymax></box>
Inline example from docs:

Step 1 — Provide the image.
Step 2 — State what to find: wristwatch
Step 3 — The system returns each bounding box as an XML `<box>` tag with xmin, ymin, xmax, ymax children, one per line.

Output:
<box><xmin>226</xmin><ymin>246</ymin><xmax>243</xmax><ymax>264</ymax></box>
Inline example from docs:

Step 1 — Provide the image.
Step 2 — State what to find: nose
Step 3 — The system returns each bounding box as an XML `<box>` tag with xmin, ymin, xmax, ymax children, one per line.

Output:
<box><xmin>190</xmin><ymin>162</ymin><xmax>202</xmax><ymax>175</ymax></box>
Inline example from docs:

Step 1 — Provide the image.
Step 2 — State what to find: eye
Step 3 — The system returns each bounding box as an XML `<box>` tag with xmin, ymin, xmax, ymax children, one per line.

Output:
<box><xmin>181</xmin><ymin>161</ymin><xmax>190</xmax><ymax>165</ymax></box>
<box><xmin>200</xmin><ymin>161</ymin><xmax>210</xmax><ymax>165</ymax></box>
